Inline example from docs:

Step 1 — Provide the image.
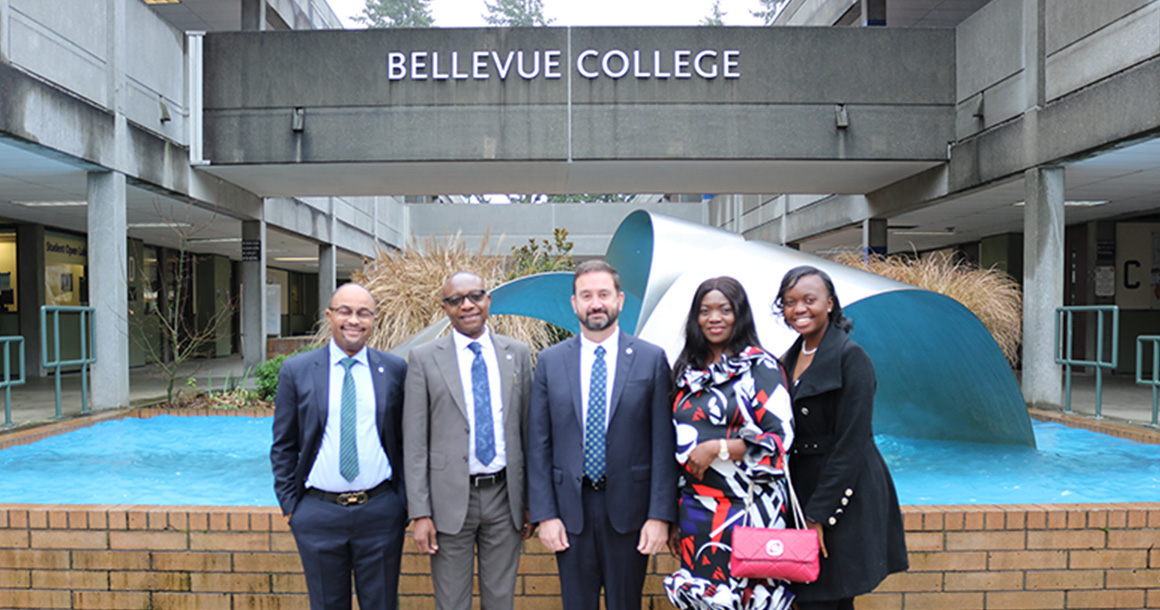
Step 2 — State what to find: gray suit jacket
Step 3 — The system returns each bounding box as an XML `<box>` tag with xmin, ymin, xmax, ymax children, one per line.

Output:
<box><xmin>403</xmin><ymin>331</ymin><xmax>532</xmax><ymax>533</ymax></box>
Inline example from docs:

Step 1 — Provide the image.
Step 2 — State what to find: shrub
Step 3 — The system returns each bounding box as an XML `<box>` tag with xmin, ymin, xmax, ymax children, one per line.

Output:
<box><xmin>255</xmin><ymin>354</ymin><xmax>290</xmax><ymax>401</ymax></box>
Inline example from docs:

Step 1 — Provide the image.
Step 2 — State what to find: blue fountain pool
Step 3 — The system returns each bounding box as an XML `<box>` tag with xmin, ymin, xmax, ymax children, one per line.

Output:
<box><xmin>0</xmin><ymin>415</ymin><xmax>1158</xmax><ymax>506</ymax></box>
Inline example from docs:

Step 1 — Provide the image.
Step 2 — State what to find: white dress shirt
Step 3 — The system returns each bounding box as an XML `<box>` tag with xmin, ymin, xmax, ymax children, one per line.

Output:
<box><xmin>452</xmin><ymin>327</ymin><xmax>506</xmax><ymax>475</ymax></box>
<box><xmin>579</xmin><ymin>331</ymin><xmax>619</xmax><ymax>434</ymax></box>
<box><xmin>305</xmin><ymin>340</ymin><xmax>393</xmax><ymax>493</ymax></box>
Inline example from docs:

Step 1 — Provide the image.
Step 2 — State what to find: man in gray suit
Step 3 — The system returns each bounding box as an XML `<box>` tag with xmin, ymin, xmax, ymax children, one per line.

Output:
<box><xmin>404</xmin><ymin>271</ymin><xmax>533</xmax><ymax>610</ymax></box>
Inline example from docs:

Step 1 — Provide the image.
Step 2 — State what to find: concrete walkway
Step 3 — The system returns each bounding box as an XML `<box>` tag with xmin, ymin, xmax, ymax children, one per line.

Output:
<box><xmin>0</xmin><ymin>356</ymin><xmax>252</xmax><ymax>429</ymax></box>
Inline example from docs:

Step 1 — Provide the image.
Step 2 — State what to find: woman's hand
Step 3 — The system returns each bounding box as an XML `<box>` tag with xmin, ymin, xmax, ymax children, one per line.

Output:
<box><xmin>686</xmin><ymin>440</ymin><xmax>720</xmax><ymax>480</ymax></box>
<box><xmin>667</xmin><ymin>522</ymin><xmax>681</xmax><ymax>557</ymax></box>
<box><xmin>807</xmin><ymin>519</ymin><xmax>828</xmax><ymax>558</ymax></box>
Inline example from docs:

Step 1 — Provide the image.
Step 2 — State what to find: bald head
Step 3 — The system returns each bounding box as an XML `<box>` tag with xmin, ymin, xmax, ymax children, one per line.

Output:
<box><xmin>327</xmin><ymin>282</ymin><xmax>376</xmax><ymax>356</ymax></box>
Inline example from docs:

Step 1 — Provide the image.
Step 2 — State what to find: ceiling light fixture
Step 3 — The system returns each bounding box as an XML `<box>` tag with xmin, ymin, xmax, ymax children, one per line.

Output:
<box><xmin>127</xmin><ymin>222</ymin><xmax>193</xmax><ymax>229</ymax></box>
<box><xmin>1011</xmin><ymin>200</ymin><xmax>1108</xmax><ymax>207</ymax></box>
<box><xmin>274</xmin><ymin>257</ymin><xmax>319</xmax><ymax>262</ymax></box>
<box><xmin>891</xmin><ymin>230</ymin><xmax>957</xmax><ymax>236</ymax></box>
<box><xmin>11</xmin><ymin>200</ymin><xmax>87</xmax><ymax>207</ymax></box>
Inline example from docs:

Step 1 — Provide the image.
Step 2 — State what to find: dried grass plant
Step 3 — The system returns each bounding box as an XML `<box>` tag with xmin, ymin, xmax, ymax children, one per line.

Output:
<box><xmin>830</xmin><ymin>251</ymin><xmax>1023</xmax><ymax>366</ymax></box>
<box><xmin>312</xmin><ymin>232</ymin><xmax>558</xmax><ymax>356</ymax></box>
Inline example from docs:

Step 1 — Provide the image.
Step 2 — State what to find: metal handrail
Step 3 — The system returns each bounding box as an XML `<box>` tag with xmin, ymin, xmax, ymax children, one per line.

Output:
<box><xmin>1054</xmin><ymin>305</ymin><xmax>1118</xmax><ymax>417</ymax></box>
<box><xmin>1137</xmin><ymin>335</ymin><xmax>1160</xmax><ymax>427</ymax></box>
<box><xmin>0</xmin><ymin>336</ymin><xmax>25</xmax><ymax>426</ymax></box>
<box><xmin>40</xmin><ymin>306</ymin><xmax>96</xmax><ymax>418</ymax></box>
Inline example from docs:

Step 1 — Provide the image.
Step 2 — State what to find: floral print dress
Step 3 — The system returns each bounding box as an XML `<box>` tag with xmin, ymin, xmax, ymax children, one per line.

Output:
<box><xmin>664</xmin><ymin>347</ymin><xmax>796</xmax><ymax>610</ymax></box>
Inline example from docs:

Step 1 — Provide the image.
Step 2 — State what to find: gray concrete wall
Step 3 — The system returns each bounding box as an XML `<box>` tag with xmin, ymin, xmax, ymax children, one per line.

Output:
<box><xmin>202</xmin><ymin>27</ymin><xmax>956</xmax><ymax>167</ymax></box>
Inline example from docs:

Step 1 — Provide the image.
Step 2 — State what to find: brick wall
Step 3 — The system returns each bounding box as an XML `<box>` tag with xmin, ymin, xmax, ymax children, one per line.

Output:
<box><xmin>1</xmin><ymin>502</ymin><xmax>1159</xmax><ymax>609</ymax></box>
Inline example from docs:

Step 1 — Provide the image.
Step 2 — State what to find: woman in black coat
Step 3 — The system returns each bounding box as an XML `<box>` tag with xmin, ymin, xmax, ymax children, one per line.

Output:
<box><xmin>774</xmin><ymin>266</ymin><xmax>908</xmax><ymax>610</ymax></box>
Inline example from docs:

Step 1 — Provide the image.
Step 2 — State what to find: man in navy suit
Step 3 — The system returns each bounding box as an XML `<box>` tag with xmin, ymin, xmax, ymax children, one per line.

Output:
<box><xmin>271</xmin><ymin>282</ymin><xmax>408</xmax><ymax>610</ymax></box>
<box><xmin>527</xmin><ymin>260</ymin><xmax>678</xmax><ymax>610</ymax></box>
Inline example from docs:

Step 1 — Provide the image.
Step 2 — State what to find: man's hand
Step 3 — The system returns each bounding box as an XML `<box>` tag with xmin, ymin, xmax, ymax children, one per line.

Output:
<box><xmin>637</xmin><ymin>518</ymin><xmax>669</xmax><ymax>555</ymax></box>
<box><xmin>412</xmin><ymin>517</ymin><xmax>439</xmax><ymax>555</ymax></box>
<box><xmin>537</xmin><ymin>518</ymin><xmax>569</xmax><ymax>552</ymax></box>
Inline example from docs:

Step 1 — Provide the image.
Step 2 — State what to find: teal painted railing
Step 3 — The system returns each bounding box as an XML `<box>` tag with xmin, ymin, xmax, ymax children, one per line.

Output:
<box><xmin>1054</xmin><ymin>305</ymin><xmax>1118</xmax><ymax>417</ymax></box>
<box><xmin>0</xmin><ymin>336</ymin><xmax>24</xmax><ymax>426</ymax></box>
<box><xmin>40</xmin><ymin>306</ymin><xmax>96</xmax><ymax>418</ymax></box>
<box><xmin>1137</xmin><ymin>335</ymin><xmax>1160</xmax><ymax>427</ymax></box>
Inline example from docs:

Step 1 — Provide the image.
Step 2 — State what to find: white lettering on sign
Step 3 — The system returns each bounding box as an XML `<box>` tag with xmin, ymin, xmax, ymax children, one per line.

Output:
<box><xmin>387</xmin><ymin>47</ymin><xmax>741</xmax><ymax>82</ymax></box>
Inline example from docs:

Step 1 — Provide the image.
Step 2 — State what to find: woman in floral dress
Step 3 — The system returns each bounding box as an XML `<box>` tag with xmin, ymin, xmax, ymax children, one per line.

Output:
<box><xmin>664</xmin><ymin>276</ymin><xmax>796</xmax><ymax>610</ymax></box>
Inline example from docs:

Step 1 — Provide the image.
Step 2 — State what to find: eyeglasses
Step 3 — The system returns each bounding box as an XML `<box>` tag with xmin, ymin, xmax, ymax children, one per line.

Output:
<box><xmin>441</xmin><ymin>290</ymin><xmax>488</xmax><ymax>308</ymax></box>
<box><xmin>328</xmin><ymin>307</ymin><xmax>375</xmax><ymax>321</ymax></box>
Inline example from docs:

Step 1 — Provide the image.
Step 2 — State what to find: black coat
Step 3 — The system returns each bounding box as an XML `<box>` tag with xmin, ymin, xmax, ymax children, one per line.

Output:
<box><xmin>783</xmin><ymin>324</ymin><xmax>908</xmax><ymax>602</ymax></box>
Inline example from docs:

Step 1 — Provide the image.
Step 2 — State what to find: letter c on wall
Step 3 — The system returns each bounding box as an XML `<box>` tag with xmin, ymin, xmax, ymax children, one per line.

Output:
<box><xmin>1125</xmin><ymin>260</ymin><xmax>1141</xmax><ymax>289</ymax></box>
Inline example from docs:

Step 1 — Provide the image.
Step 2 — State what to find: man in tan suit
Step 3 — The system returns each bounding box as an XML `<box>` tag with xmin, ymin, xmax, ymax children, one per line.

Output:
<box><xmin>404</xmin><ymin>271</ymin><xmax>533</xmax><ymax>610</ymax></box>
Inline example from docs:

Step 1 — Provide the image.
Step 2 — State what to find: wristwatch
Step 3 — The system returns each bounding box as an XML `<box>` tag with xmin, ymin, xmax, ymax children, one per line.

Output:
<box><xmin>717</xmin><ymin>438</ymin><xmax>730</xmax><ymax>461</ymax></box>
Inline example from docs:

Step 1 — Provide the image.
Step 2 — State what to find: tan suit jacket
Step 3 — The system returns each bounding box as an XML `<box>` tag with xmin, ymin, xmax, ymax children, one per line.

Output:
<box><xmin>403</xmin><ymin>331</ymin><xmax>532</xmax><ymax>533</ymax></box>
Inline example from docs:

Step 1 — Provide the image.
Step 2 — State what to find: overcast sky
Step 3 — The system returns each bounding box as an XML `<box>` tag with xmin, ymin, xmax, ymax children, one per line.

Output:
<box><xmin>325</xmin><ymin>0</ymin><xmax>768</xmax><ymax>28</ymax></box>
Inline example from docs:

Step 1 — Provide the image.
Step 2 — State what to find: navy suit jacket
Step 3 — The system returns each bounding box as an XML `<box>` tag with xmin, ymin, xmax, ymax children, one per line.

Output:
<box><xmin>527</xmin><ymin>330</ymin><xmax>678</xmax><ymax>535</ymax></box>
<box><xmin>270</xmin><ymin>345</ymin><xmax>408</xmax><ymax>516</ymax></box>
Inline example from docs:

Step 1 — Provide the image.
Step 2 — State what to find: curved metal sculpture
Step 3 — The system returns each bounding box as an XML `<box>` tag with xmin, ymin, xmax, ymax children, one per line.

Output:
<box><xmin>416</xmin><ymin>210</ymin><xmax>1034</xmax><ymax>447</ymax></box>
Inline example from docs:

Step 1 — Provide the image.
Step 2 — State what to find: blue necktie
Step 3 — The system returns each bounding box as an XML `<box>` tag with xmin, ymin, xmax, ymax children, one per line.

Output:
<box><xmin>339</xmin><ymin>357</ymin><xmax>360</xmax><ymax>481</ymax></box>
<box><xmin>584</xmin><ymin>345</ymin><xmax>607</xmax><ymax>481</ymax></box>
<box><xmin>468</xmin><ymin>342</ymin><xmax>496</xmax><ymax>466</ymax></box>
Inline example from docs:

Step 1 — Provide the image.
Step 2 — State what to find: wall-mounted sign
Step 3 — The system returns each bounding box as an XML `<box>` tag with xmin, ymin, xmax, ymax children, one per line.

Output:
<box><xmin>242</xmin><ymin>239</ymin><xmax>261</xmax><ymax>262</ymax></box>
<box><xmin>387</xmin><ymin>48</ymin><xmax>741</xmax><ymax>82</ymax></box>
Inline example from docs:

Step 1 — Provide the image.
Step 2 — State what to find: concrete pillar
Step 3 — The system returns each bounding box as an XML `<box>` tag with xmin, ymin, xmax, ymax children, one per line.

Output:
<box><xmin>242</xmin><ymin>219</ymin><xmax>267</xmax><ymax>371</ymax></box>
<box><xmin>88</xmin><ymin>171</ymin><xmax>130</xmax><ymax>410</ymax></box>
<box><xmin>1022</xmin><ymin>166</ymin><xmax>1064</xmax><ymax>409</ymax></box>
<box><xmin>241</xmin><ymin>0</ymin><xmax>266</xmax><ymax>31</ymax></box>
<box><xmin>318</xmin><ymin>244</ymin><xmax>337</xmax><ymax>321</ymax></box>
<box><xmin>862</xmin><ymin>218</ymin><xmax>887</xmax><ymax>259</ymax></box>
<box><xmin>861</xmin><ymin>0</ymin><xmax>886</xmax><ymax>26</ymax></box>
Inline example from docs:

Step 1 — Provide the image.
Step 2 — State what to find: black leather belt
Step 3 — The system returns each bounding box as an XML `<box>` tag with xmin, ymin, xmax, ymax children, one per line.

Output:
<box><xmin>471</xmin><ymin>469</ymin><xmax>506</xmax><ymax>488</ymax></box>
<box><xmin>583</xmin><ymin>476</ymin><xmax>606</xmax><ymax>491</ymax></box>
<box><xmin>307</xmin><ymin>480</ymin><xmax>391</xmax><ymax>506</ymax></box>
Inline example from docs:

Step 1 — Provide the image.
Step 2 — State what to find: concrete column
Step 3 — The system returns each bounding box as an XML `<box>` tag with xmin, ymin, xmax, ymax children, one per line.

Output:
<box><xmin>241</xmin><ymin>0</ymin><xmax>266</xmax><ymax>31</ymax></box>
<box><xmin>318</xmin><ymin>244</ymin><xmax>337</xmax><ymax>320</ymax></box>
<box><xmin>1022</xmin><ymin>166</ymin><xmax>1064</xmax><ymax>409</ymax></box>
<box><xmin>862</xmin><ymin>218</ymin><xmax>887</xmax><ymax>259</ymax></box>
<box><xmin>88</xmin><ymin>171</ymin><xmax>130</xmax><ymax>410</ymax></box>
<box><xmin>242</xmin><ymin>219</ymin><xmax>267</xmax><ymax>371</ymax></box>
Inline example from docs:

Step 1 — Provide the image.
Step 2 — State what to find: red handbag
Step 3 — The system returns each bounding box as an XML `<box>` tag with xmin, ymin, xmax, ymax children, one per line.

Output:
<box><xmin>729</xmin><ymin>459</ymin><xmax>820</xmax><ymax>583</ymax></box>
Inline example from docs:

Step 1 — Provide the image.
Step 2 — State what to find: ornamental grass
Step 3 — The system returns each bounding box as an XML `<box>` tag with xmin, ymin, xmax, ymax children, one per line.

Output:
<box><xmin>312</xmin><ymin>232</ymin><xmax>558</xmax><ymax>356</ymax></box>
<box><xmin>829</xmin><ymin>251</ymin><xmax>1023</xmax><ymax>367</ymax></box>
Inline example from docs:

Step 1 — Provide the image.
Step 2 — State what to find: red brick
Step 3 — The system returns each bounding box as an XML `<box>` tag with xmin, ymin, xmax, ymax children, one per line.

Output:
<box><xmin>152</xmin><ymin>592</ymin><xmax>233</xmax><ymax>610</ymax></box>
<box><xmin>1005</xmin><ymin>508</ymin><xmax>1027</xmax><ymax>530</ymax></box>
<box><xmin>0</xmin><ymin>549</ymin><xmax>70</xmax><ymax>569</ymax></box>
<box><xmin>270</xmin><ymin>532</ymin><xmax>297</xmax><ymax>552</ymax></box>
<box><xmin>209</xmin><ymin>511</ymin><xmax>230</xmax><ymax>531</ymax></box>
<box><xmin>70</xmin><ymin>550</ymin><xmax>148</xmax><ymax>571</ymax></box>
<box><xmin>72</xmin><ymin>590</ymin><xmax>152</xmax><ymax>609</ymax></box>
<box><xmin>907</xmin><ymin>551</ymin><xmax>986</xmax><ymax>572</ymax></box>
<box><xmin>923</xmin><ymin>509</ymin><xmax>944</xmax><ymax>531</ymax></box>
<box><xmin>231</xmin><ymin>593</ymin><xmax>307</xmax><ymax>610</ymax></box>
<box><xmin>249</xmin><ymin>512</ymin><xmax>271</xmax><ymax>532</ymax></box>
<box><xmin>0</xmin><ymin>568</ymin><xmax>31</xmax><ymax>587</ymax></box>
<box><xmin>1109</xmin><ymin>529</ymin><xmax>1160</xmax><ymax>549</ymax></box>
<box><xmin>1127</xmin><ymin>507</ymin><xmax>1149</xmax><ymax>528</ymax></box>
<box><xmin>188</xmin><ymin>511</ymin><xmax>209</xmax><ymax>532</ymax></box>
<box><xmin>983</xmin><ymin>508</ymin><xmax>1006</xmax><ymax>530</ymax></box>
<box><xmin>1088</xmin><ymin>508</ymin><xmax>1108</xmax><ymax>530</ymax></box>
<box><xmin>944</xmin><ymin>570</ymin><xmax>1023</xmax><ymax>591</ymax></box>
<box><xmin>271</xmin><ymin>572</ymin><xmax>308</xmax><ymax>593</ymax></box>
<box><xmin>190</xmin><ymin>572</ymin><xmax>271</xmax><ymax>593</ymax></box>
<box><xmin>152</xmin><ymin>551</ymin><xmax>232</xmax><ymax>572</ymax></box>
<box><xmin>168</xmin><ymin>511</ymin><xmax>189</xmax><ymax>532</ymax></box>
<box><xmin>270</xmin><ymin>514</ymin><xmax>291</xmax><ymax>533</ymax></box>
<box><xmin>1044</xmin><ymin>506</ymin><xmax>1067</xmax><ymax>529</ymax></box>
<box><xmin>0</xmin><ymin>528</ymin><xmax>29</xmax><ymax>548</ymax></box>
<box><xmin>1106</xmin><ymin>568</ymin><xmax>1160</xmax><ymax>588</ymax></box>
<box><xmin>868</xmin><ymin>571</ymin><xmax>942</xmax><ymax>593</ymax></box>
<box><xmin>127</xmin><ymin>507</ymin><xmax>150</xmax><ymax>530</ymax></box>
<box><xmin>1025</xmin><ymin>529</ymin><xmax>1104</xmax><ymax>550</ymax></box>
<box><xmin>107</xmin><ymin>509</ymin><xmax>128</xmax><ymax>530</ymax></box>
<box><xmin>233</xmin><ymin>552</ymin><xmax>303</xmax><ymax>573</ymax></box>
<box><xmin>962</xmin><ymin>507</ymin><xmax>985</xmax><ymax>530</ymax></box>
<box><xmin>856</xmin><ymin>593</ymin><xmax>904</xmax><ymax>610</ymax></box>
<box><xmin>1025</xmin><ymin>508</ymin><xmax>1047</xmax><ymax>529</ymax></box>
<box><xmin>985</xmin><ymin>590</ymin><xmax>1065</xmax><ymax>610</ymax></box>
<box><xmin>1068</xmin><ymin>589</ymin><xmax>1146</xmax><ymax>609</ymax></box>
<box><xmin>190</xmin><ymin>531</ymin><xmax>269</xmax><ymax>552</ymax></box>
<box><xmin>1071</xmin><ymin>549</ymin><xmax>1148</xmax><ymax>570</ymax></box>
<box><xmin>110</xmin><ymin>530</ymin><xmax>188</xmax><ymax>550</ymax></box>
<box><xmin>904</xmin><ymin>531</ymin><xmax>944</xmax><ymax>552</ymax></box>
<box><xmin>30</xmin><ymin>529</ymin><xmax>107</xmax><ymax>549</ymax></box>
<box><xmin>148</xmin><ymin>507</ymin><xmax>171</xmax><ymax>530</ymax></box>
<box><xmin>901</xmin><ymin>508</ymin><xmax>923</xmax><ymax>531</ymax></box>
<box><xmin>46</xmin><ymin>508</ymin><xmax>69</xmax><ymax>529</ymax></box>
<box><xmin>111</xmin><ymin>570</ymin><xmax>192</xmax><ymax>592</ymax></box>
<box><xmin>523</xmin><ymin>575</ymin><xmax>561</xmax><ymax>595</ymax></box>
<box><xmin>898</xmin><ymin>592</ymin><xmax>984</xmax><ymax>609</ymax></box>
<box><xmin>988</xmin><ymin>550</ymin><xmax>1067</xmax><ymax>570</ymax></box>
<box><xmin>87</xmin><ymin>509</ymin><xmax>109</xmax><ymax>530</ymax></box>
<box><xmin>32</xmin><ymin>569</ymin><xmax>109</xmax><ymax>590</ymax></box>
<box><xmin>7</xmin><ymin>508</ymin><xmax>29</xmax><ymax>528</ymax></box>
<box><xmin>3</xmin><ymin>589</ymin><xmax>72</xmax><ymax>609</ymax></box>
<box><xmin>516</xmin><ymin>553</ymin><xmax>558</xmax><ymax>575</ymax></box>
<box><xmin>942</xmin><ymin>509</ymin><xmax>964</xmax><ymax>531</ymax></box>
<box><xmin>67</xmin><ymin>508</ymin><xmax>90</xmax><ymax>529</ymax></box>
<box><xmin>945</xmin><ymin>530</ymin><xmax>1025</xmax><ymax>551</ymax></box>
<box><xmin>1024</xmin><ymin>569</ymin><xmax>1103</xmax><ymax>590</ymax></box>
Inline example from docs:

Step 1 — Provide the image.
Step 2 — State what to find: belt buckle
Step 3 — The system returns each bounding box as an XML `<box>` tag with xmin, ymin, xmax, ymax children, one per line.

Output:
<box><xmin>336</xmin><ymin>491</ymin><xmax>368</xmax><ymax>506</ymax></box>
<box><xmin>472</xmin><ymin>473</ymin><xmax>496</xmax><ymax>487</ymax></box>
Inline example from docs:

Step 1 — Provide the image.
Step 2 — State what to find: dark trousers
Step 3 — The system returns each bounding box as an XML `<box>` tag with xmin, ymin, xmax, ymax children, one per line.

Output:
<box><xmin>555</xmin><ymin>486</ymin><xmax>648</xmax><ymax>610</ymax></box>
<box><xmin>290</xmin><ymin>484</ymin><xmax>407</xmax><ymax>610</ymax></box>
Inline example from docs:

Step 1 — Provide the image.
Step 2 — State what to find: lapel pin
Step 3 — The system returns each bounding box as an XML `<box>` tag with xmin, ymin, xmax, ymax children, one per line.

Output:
<box><xmin>378</xmin><ymin>366</ymin><xmax>384</xmax><ymax>373</ymax></box>
<box><xmin>626</xmin><ymin>347</ymin><xmax>633</xmax><ymax>355</ymax></box>
<box><xmin>506</xmin><ymin>354</ymin><xmax>513</xmax><ymax>360</ymax></box>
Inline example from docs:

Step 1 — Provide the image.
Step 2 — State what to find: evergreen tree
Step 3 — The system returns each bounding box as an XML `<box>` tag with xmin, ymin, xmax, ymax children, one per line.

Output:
<box><xmin>482</xmin><ymin>0</ymin><xmax>554</xmax><ymax>27</ymax></box>
<box><xmin>751</xmin><ymin>0</ymin><xmax>787</xmax><ymax>25</ymax></box>
<box><xmin>701</xmin><ymin>0</ymin><xmax>726</xmax><ymax>26</ymax></box>
<box><xmin>355</xmin><ymin>0</ymin><xmax>434</xmax><ymax>28</ymax></box>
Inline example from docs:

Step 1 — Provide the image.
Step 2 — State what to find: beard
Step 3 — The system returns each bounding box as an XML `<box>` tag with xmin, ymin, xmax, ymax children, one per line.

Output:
<box><xmin>580</xmin><ymin>306</ymin><xmax>619</xmax><ymax>332</ymax></box>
